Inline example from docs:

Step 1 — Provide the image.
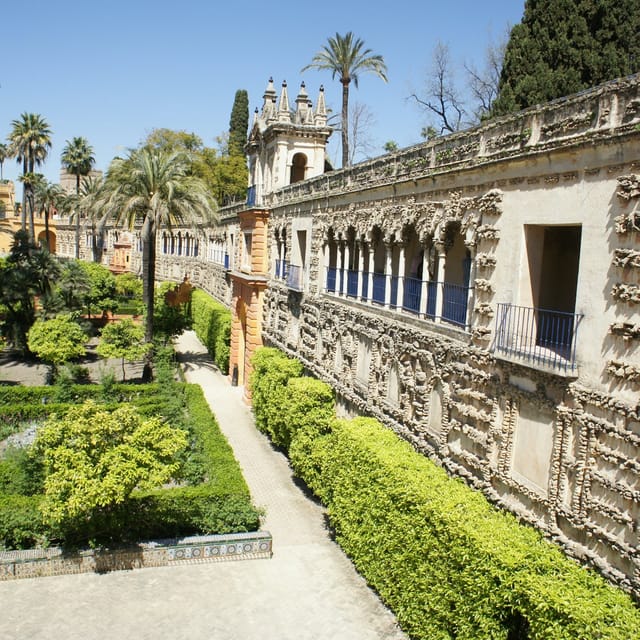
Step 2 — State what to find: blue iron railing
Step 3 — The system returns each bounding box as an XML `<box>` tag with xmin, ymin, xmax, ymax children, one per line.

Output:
<box><xmin>286</xmin><ymin>264</ymin><xmax>304</xmax><ymax>291</ymax></box>
<box><xmin>494</xmin><ymin>303</ymin><xmax>583</xmax><ymax>373</ymax></box>
<box><xmin>442</xmin><ymin>282</ymin><xmax>470</xmax><ymax>328</ymax></box>
<box><xmin>326</xmin><ymin>267</ymin><xmax>337</xmax><ymax>293</ymax></box>
<box><xmin>403</xmin><ymin>276</ymin><xmax>422</xmax><ymax>313</ymax></box>
<box><xmin>346</xmin><ymin>270</ymin><xmax>358</xmax><ymax>297</ymax></box>
<box><xmin>390</xmin><ymin>276</ymin><xmax>399</xmax><ymax>307</ymax></box>
<box><xmin>224</xmin><ymin>253</ymin><xmax>230</xmax><ymax>270</ymax></box>
<box><xmin>372</xmin><ymin>273</ymin><xmax>386</xmax><ymax>304</ymax></box>
<box><xmin>246</xmin><ymin>185</ymin><xmax>256</xmax><ymax>207</ymax></box>
<box><xmin>426</xmin><ymin>281</ymin><xmax>437</xmax><ymax>318</ymax></box>
<box><xmin>275</xmin><ymin>259</ymin><xmax>288</xmax><ymax>280</ymax></box>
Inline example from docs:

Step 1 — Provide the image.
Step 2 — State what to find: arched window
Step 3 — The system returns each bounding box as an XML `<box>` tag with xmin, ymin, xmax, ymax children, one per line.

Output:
<box><xmin>289</xmin><ymin>153</ymin><xmax>307</xmax><ymax>184</ymax></box>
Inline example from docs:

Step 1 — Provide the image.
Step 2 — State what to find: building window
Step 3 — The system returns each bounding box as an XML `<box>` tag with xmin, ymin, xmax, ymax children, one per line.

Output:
<box><xmin>242</xmin><ymin>232</ymin><xmax>252</xmax><ymax>271</ymax></box>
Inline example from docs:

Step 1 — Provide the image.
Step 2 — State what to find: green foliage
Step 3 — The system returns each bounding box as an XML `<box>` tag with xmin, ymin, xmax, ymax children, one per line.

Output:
<box><xmin>115</xmin><ymin>272</ymin><xmax>143</xmax><ymax>299</ymax></box>
<box><xmin>228</xmin><ymin>89</ymin><xmax>249</xmax><ymax>156</ymax></box>
<box><xmin>249</xmin><ymin>348</ymin><xmax>303</xmax><ymax>437</ymax></box>
<box><xmin>79</xmin><ymin>261</ymin><xmax>117</xmax><ymax>317</ymax></box>
<box><xmin>56</xmin><ymin>260</ymin><xmax>91</xmax><ymax>311</ymax></box>
<box><xmin>0</xmin><ymin>446</ymin><xmax>44</xmax><ymax>496</ymax></box>
<box><xmin>190</xmin><ymin>289</ymin><xmax>232</xmax><ymax>374</ymax></box>
<box><xmin>493</xmin><ymin>0</ymin><xmax>640</xmax><ymax>115</ymax></box>
<box><xmin>27</xmin><ymin>314</ymin><xmax>87</xmax><ymax>374</ymax></box>
<box><xmin>0</xmin><ymin>231</ymin><xmax>60</xmax><ymax>354</ymax></box>
<box><xmin>0</xmin><ymin>382</ymin><xmax>260</xmax><ymax>548</ymax></box>
<box><xmin>250</xmin><ymin>347</ymin><xmax>640</xmax><ymax>639</ymax></box>
<box><xmin>34</xmin><ymin>401</ymin><xmax>188</xmax><ymax>527</ymax></box>
<box><xmin>0</xmin><ymin>494</ymin><xmax>46</xmax><ymax>549</ymax></box>
<box><xmin>267</xmin><ymin>376</ymin><xmax>334</xmax><ymax>451</ymax></box>
<box><xmin>97</xmin><ymin>319</ymin><xmax>147</xmax><ymax>381</ymax></box>
<box><xmin>153</xmin><ymin>282</ymin><xmax>191</xmax><ymax>343</ymax></box>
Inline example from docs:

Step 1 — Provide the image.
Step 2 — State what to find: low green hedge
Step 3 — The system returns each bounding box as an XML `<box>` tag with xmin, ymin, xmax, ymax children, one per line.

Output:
<box><xmin>190</xmin><ymin>289</ymin><xmax>231</xmax><ymax>374</ymax></box>
<box><xmin>0</xmin><ymin>382</ymin><xmax>260</xmax><ymax>549</ymax></box>
<box><xmin>250</xmin><ymin>346</ymin><xmax>640</xmax><ymax>639</ymax></box>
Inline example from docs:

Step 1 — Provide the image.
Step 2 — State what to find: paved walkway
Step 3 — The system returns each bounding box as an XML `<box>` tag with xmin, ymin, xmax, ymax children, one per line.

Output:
<box><xmin>0</xmin><ymin>331</ymin><xmax>406</xmax><ymax>640</ymax></box>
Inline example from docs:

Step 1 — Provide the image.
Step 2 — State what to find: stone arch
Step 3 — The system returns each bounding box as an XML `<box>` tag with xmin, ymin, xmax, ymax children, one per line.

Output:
<box><xmin>290</xmin><ymin>152</ymin><xmax>307</xmax><ymax>184</ymax></box>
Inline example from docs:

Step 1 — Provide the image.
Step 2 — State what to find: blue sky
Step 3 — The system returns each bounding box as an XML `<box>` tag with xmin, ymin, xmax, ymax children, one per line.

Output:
<box><xmin>0</xmin><ymin>0</ymin><xmax>525</xmax><ymax>185</ymax></box>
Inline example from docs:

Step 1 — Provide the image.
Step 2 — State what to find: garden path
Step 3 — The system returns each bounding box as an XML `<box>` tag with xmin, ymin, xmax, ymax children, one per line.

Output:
<box><xmin>0</xmin><ymin>331</ymin><xmax>406</xmax><ymax>640</ymax></box>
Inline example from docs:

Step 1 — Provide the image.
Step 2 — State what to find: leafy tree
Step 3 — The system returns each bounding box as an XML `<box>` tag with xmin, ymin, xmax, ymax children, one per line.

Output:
<box><xmin>33</xmin><ymin>178</ymin><xmax>65</xmax><ymax>251</ymax></box>
<box><xmin>115</xmin><ymin>272</ymin><xmax>143</xmax><ymax>299</ymax></box>
<box><xmin>61</xmin><ymin>136</ymin><xmax>95</xmax><ymax>258</ymax></box>
<box><xmin>145</xmin><ymin>128</ymin><xmax>203</xmax><ymax>152</ymax></box>
<box><xmin>228</xmin><ymin>89</ymin><xmax>249</xmax><ymax>156</ymax></box>
<box><xmin>7</xmin><ymin>113</ymin><xmax>53</xmax><ymax>240</ymax></box>
<box><xmin>303</xmin><ymin>32</ymin><xmax>388</xmax><ymax>168</ymax></box>
<box><xmin>154</xmin><ymin>282</ymin><xmax>191</xmax><ymax>343</ymax></box>
<box><xmin>96</xmin><ymin>319</ymin><xmax>146</xmax><ymax>381</ymax></box>
<box><xmin>492</xmin><ymin>0</ymin><xmax>640</xmax><ymax>115</ymax></box>
<box><xmin>33</xmin><ymin>401</ymin><xmax>188</xmax><ymax>528</ymax></box>
<box><xmin>27</xmin><ymin>314</ymin><xmax>87</xmax><ymax>380</ymax></box>
<box><xmin>0</xmin><ymin>231</ymin><xmax>60</xmax><ymax>353</ymax></box>
<box><xmin>57</xmin><ymin>260</ymin><xmax>91</xmax><ymax>312</ymax></box>
<box><xmin>101</xmin><ymin>146</ymin><xmax>217</xmax><ymax>361</ymax></box>
<box><xmin>80</xmin><ymin>261</ymin><xmax>117</xmax><ymax>317</ymax></box>
<box><xmin>383</xmin><ymin>140</ymin><xmax>399</xmax><ymax>153</ymax></box>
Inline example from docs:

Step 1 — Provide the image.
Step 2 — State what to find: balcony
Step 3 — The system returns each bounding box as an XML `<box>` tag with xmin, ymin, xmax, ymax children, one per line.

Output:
<box><xmin>286</xmin><ymin>264</ymin><xmax>304</xmax><ymax>291</ymax></box>
<box><xmin>325</xmin><ymin>268</ymin><xmax>472</xmax><ymax>330</ymax></box>
<box><xmin>494</xmin><ymin>303</ymin><xmax>583</xmax><ymax>374</ymax></box>
<box><xmin>246</xmin><ymin>185</ymin><xmax>256</xmax><ymax>207</ymax></box>
<box><xmin>275</xmin><ymin>259</ymin><xmax>288</xmax><ymax>280</ymax></box>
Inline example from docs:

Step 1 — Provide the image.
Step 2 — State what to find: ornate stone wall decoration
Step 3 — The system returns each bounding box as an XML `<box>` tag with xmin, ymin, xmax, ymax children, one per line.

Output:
<box><xmin>609</xmin><ymin>323</ymin><xmax>640</xmax><ymax>341</ymax></box>
<box><xmin>612</xmin><ymin>248</ymin><xmax>640</xmax><ymax>268</ymax></box>
<box><xmin>614</xmin><ymin>211</ymin><xmax>640</xmax><ymax>234</ymax></box>
<box><xmin>607</xmin><ymin>360</ymin><xmax>640</xmax><ymax>385</ymax></box>
<box><xmin>616</xmin><ymin>174</ymin><xmax>640</xmax><ymax>200</ymax></box>
<box><xmin>611</xmin><ymin>283</ymin><xmax>640</xmax><ymax>304</ymax></box>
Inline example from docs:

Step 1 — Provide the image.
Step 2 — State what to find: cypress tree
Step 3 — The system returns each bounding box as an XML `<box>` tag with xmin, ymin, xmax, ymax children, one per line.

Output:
<box><xmin>228</xmin><ymin>89</ymin><xmax>249</xmax><ymax>156</ymax></box>
<box><xmin>492</xmin><ymin>0</ymin><xmax>640</xmax><ymax>116</ymax></box>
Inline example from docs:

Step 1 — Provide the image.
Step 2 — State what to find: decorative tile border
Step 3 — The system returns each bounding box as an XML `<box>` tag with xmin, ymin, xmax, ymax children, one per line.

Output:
<box><xmin>0</xmin><ymin>531</ymin><xmax>272</xmax><ymax>581</ymax></box>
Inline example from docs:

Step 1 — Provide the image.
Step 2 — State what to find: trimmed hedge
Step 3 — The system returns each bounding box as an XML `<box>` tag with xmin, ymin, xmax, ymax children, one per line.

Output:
<box><xmin>250</xmin><ymin>346</ymin><xmax>640</xmax><ymax>640</ymax></box>
<box><xmin>0</xmin><ymin>383</ymin><xmax>260</xmax><ymax>548</ymax></box>
<box><xmin>190</xmin><ymin>289</ymin><xmax>231</xmax><ymax>374</ymax></box>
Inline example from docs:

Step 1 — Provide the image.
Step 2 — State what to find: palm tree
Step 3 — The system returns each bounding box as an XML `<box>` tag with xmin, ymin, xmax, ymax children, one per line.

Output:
<box><xmin>102</xmin><ymin>146</ymin><xmax>217</xmax><ymax>364</ymax></box>
<box><xmin>34</xmin><ymin>178</ymin><xmax>65</xmax><ymax>251</ymax></box>
<box><xmin>7</xmin><ymin>113</ymin><xmax>53</xmax><ymax>240</ymax></box>
<box><xmin>302</xmin><ymin>32</ymin><xmax>387</xmax><ymax>168</ymax></box>
<box><xmin>77</xmin><ymin>175</ymin><xmax>108</xmax><ymax>262</ymax></box>
<box><xmin>61</xmin><ymin>137</ymin><xmax>95</xmax><ymax>258</ymax></box>
<box><xmin>0</xmin><ymin>143</ymin><xmax>8</xmax><ymax>181</ymax></box>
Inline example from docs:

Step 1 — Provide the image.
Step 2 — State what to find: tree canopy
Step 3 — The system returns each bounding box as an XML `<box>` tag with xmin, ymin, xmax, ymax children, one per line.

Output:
<box><xmin>97</xmin><ymin>319</ymin><xmax>146</xmax><ymax>381</ymax></box>
<box><xmin>228</xmin><ymin>89</ymin><xmax>249</xmax><ymax>157</ymax></box>
<box><xmin>492</xmin><ymin>0</ymin><xmax>640</xmax><ymax>115</ymax></box>
<box><xmin>27</xmin><ymin>314</ymin><xmax>87</xmax><ymax>374</ymax></box>
<box><xmin>34</xmin><ymin>401</ymin><xmax>188</xmax><ymax>526</ymax></box>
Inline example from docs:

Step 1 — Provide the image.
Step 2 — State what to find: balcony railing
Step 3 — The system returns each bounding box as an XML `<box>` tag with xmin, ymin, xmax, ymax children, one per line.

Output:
<box><xmin>325</xmin><ymin>268</ymin><xmax>471</xmax><ymax>330</ymax></box>
<box><xmin>494</xmin><ymin>303</ymin><xmax>583</xmax><ymax>373</ymax></box>
<box><xmin>275</xmin><ymin>259</ymin><xmax>288</xmax><ymax>280</ymax></box>
<box><xmin>246</xmin><ymin>185</ymin><xmax>256</xmax><ymax>207</ymax></box>
<box><xmin>224</xmin><ymin>253</ymin><xmax>230</xmax><ymax>270</ymax></box>
<box><xmin>286</xmin><ymin>264</ymin><xmax>304</xmax><ymax>291</ymax></box>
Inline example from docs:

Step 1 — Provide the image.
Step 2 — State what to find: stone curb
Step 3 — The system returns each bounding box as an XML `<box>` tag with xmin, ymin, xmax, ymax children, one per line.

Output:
<box><xmin>0</xmin><ymin>530</ymin><xmax>272</xmax><ymax>581</ymax></box>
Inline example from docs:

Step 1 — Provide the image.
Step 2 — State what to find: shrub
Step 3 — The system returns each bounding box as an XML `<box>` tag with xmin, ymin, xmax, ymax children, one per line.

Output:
<box><xmin>190</xmin><ymin>289</ymin><xmax>232</xmax><ymax>373</ymax></box>
<box><xmin>0</xmin><ymin>494</ymin><xmax>46</xmax><ymax>549</ymax></box>
<box><xmin>249</xmin><ymin>347</ymin><xmax>303</xmax><ymax>437</ymax></box>
<box><xmin>295</xmin><ymin>417</ymin><xmax>640</xmax><ymax>639</ymax></box>
<box><xmin>249</xmin><ymin>346</ymin><xmax>640</xmax><ymax>639</ymax></box>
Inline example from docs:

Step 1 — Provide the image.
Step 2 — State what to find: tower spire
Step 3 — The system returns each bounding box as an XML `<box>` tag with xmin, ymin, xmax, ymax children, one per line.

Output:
<box><xmin>315</xmin><ymin>85</ymin><xmax>327</xmax><ymax>125</ymax></box>
<box><xmin>278</xmin><ymin>80</ymin><xmax>291</xmax><ymax>122</ymax></box>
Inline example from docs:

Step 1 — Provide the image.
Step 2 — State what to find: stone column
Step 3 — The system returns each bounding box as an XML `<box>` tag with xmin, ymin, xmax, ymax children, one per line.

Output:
<box><xmin>341</xmin><ymin>240</ymin><xmax>350</xmax><ymax>297</ymax></box>
<box><xmin>357</xmin><ymin>240</ymin><xmax>365</xmax><ymax>299</ymax></box>
<box><xmin>465</xmin><ymin>244</ymin><xmax>476</xmax><ymax>329</ymax></box>
<box><xmin>434</xmin><ymin>242</ymin><xmax>446</xmax><ymax>323</ymax></box>
<box><xmin>384</xmin><ymin>242</ymin><xmax>393</xmax><ymax>309</ymax></box>
<box><xmin>397</xmin><ymin>245</ymin><xmax>405</xmax><ymax>312</ymax></box>
<box><xmin>419</xmin><ymin>246</ymin><xmax>430</xmax><ymax>317</ymax></box>
<box><xmin>366</xmin><ymin>247</ymin><xmax>373</xmax><ymax>304</ymax></box>
<box><xmin>322</xmin><ymin>241</ymin><xmax>329</xmax><ymax>292</ymax></box>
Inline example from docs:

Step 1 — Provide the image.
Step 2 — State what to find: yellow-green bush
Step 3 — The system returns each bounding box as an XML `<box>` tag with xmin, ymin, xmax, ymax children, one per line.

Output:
<box><xmin>190</xmin><ymin>289</ymin><xmax>231</xmax><ymax>373</ymax></box>
<box><xmin>250</xmin><ymin>346</ymin><xmax>640</xmax><ymax>639</ymax></box>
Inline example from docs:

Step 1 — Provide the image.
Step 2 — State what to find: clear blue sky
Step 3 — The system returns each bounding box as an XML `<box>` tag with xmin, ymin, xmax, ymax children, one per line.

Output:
<box><xmin>0</xmin><ymin>0</ymin><xmax>525</xmax><ymax>185</ymax></box>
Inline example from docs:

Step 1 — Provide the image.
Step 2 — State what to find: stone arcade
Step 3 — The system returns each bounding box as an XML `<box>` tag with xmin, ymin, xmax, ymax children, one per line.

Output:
<box><xmin>57</xmin><ymin>75</ymin><xmax>640</xmax><ymax>596</ymax></box>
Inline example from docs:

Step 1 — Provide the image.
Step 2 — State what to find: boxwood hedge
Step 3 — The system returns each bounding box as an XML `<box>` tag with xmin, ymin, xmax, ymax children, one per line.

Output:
<box><xmin>190</xmin><ymin>289</ymin><xmax>231</xmax><ymax>374</ymax></box>
<box><xmin>250</xmin><ymin>346</ymin><xmax>640</xmax><ymax>640</ymax></box>
<box><xmin>0</xmin><ymin>382</ymin><xmax>260</xmax><ymax>549</ymax></box>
